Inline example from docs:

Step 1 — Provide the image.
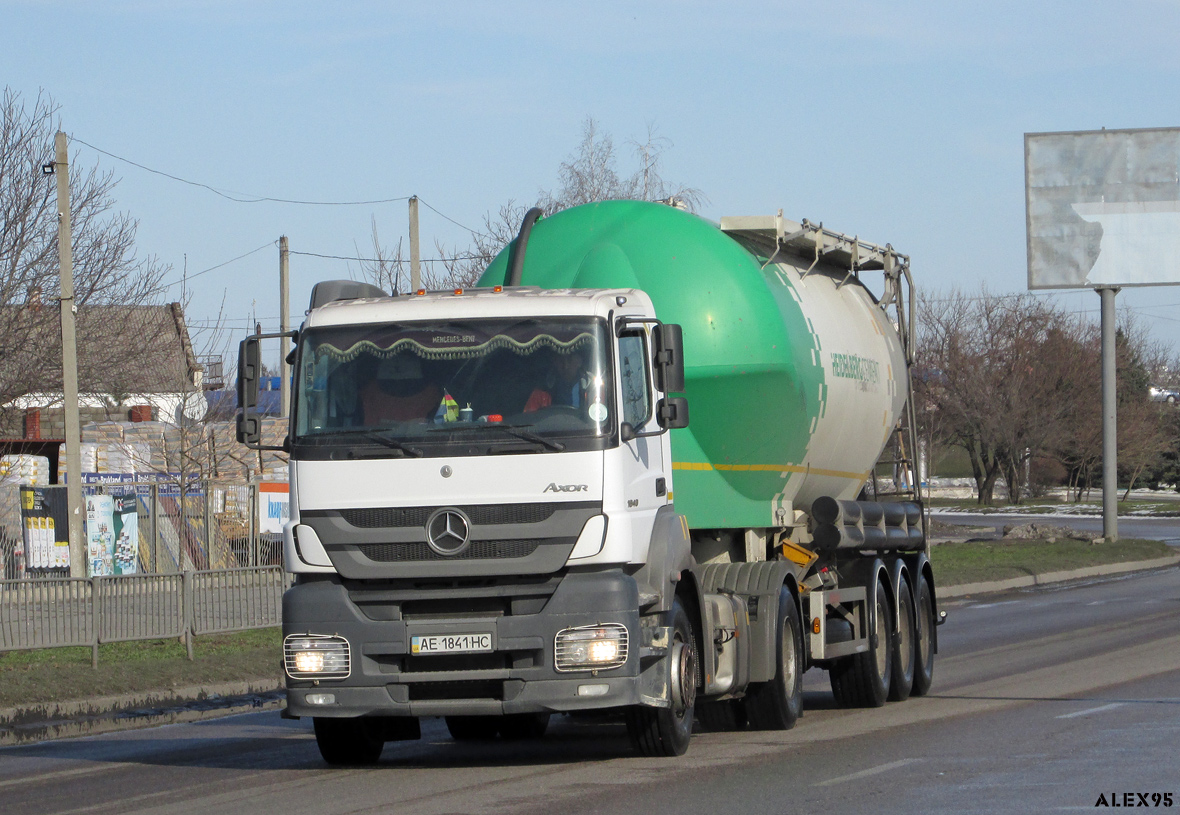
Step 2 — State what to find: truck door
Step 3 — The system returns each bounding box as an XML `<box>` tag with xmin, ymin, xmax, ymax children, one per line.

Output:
<box><xmin>614</xmin><ymin>326</ymin><xmax>668</xmax><ymax>555</ymax></box>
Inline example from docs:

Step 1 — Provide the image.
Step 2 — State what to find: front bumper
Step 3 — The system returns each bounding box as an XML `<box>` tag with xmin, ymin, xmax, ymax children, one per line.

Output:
<box><xmin>283</xmin><ymin>568</ymin><xmax>652</xmax><ymax>718</ymax></box>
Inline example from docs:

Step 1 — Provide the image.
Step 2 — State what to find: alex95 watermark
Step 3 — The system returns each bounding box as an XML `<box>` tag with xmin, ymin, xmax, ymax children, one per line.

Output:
<box><xmin>1095</xmin><ymin>793</ymin><xmax>1174</xmax><ymax>808</ymax></box>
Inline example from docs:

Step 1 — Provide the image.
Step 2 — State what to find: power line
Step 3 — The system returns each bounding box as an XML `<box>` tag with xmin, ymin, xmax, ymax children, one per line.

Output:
<box><xmin>143</xmin><ymin>241</ymin><xmax>276</xmax><ymax>297</ymax></box>
<box><xmin>69</xmin><ymin>136</ymin><xmax>412</xmax><ymax>206</ymax></box>
<box><xmin>288</xmin><ymin>249</ymin><xmax>494</xmax><ymax>264</ymax></box>
<box><xmin>417</xmin><ymin>197</ymin><xmax>489</xmax><ymax>238</ymax></box>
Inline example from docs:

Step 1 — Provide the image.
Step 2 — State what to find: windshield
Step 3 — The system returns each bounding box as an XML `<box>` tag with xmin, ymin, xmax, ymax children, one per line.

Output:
<box><xmin>292</xmin><ymin>316</ymin><xmax>615</xmax><ymax>458</ymax></box>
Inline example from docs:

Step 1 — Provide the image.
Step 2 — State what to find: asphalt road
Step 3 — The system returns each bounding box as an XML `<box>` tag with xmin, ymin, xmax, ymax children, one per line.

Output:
<box><xmin>6</xmin><ymin>566</ymin><xmax>1180</xmax><ymax>815</ymax></box>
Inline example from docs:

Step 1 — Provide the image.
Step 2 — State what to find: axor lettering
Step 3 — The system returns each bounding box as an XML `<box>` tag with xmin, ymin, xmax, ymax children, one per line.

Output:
<box><xmin>544</xmin><ymin>483</ymin><xmax>588</xmax><ymax>493</ymax></box>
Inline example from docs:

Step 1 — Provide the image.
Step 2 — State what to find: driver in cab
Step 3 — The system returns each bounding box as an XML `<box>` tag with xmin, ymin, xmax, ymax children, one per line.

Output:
<box><xmin>360</xmin><ymin>356</ymin><xmax>441</xmax><ymax>424</ymax></box>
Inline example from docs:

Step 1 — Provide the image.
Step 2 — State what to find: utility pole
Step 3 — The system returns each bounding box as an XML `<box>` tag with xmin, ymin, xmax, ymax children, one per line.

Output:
<box><xmin>279</xmin><ymin>236</ymin><xmax>291</xmax><ymax>418</ymax></box>
<box><xmin>51</xmin><ymin>132</ymin><xmax>86</xmax><ymax>578</ymax></box>
<box><xmin>1098</xmin><ymin>286</ymin><xmax>1119</xmax><ymax>541</ymax></box>
<box><xmin>409</xmin><ymin>196</ymin><xmax>421</xmax><ymax>292</ymax></box>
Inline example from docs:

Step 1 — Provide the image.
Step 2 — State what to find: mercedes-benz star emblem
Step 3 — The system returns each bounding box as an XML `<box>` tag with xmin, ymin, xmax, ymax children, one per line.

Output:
<box><xmin>425</xmin><ymin>508</ymin><xmax>471</xmax><ymax>556</ymax></box>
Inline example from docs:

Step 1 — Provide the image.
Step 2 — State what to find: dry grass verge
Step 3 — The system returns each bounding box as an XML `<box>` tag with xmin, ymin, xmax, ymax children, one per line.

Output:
<box><xmin>0</xmin><ymin>628</ymin><xmax>281</xmax><ymax>709</ymax></box>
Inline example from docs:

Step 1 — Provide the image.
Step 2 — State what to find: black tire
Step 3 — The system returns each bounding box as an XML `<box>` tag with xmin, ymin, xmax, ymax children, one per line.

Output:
<box><xmin>313</xmin><ymin>716</ymin><xmax>385</xmax><ymax>766</ymax></box>
<box><xmin>445</xmin><ymin>715</ymin><xmax>501</xmax><ymax>741</ymax></box>
<box><xmin>829</xmin><ymin>575</ymin><xmax>893</xmax><ymax>708</ymax></box>
<box><xmin>911</xmin><ymin>574</ymin><xmax>936</xmax><ymax>697</ymax></box>
<box><xmin>696</xmin><ymin>700</ymin><xmax>747</xmax><ymax>732</ymax></box>
<box><xmin>744</xmin><ymin>586</ymin><xmax>803</xmax><ymax>730</ymax></box>
<box><xmin>888</xmin><ymin>573</ymin><xmax>916</xmax><ymax>702</ymax></box>
<box><xmin>498</xmin><ymin>713</ymin><xmax>551</xmax><ymax>740</ymax></box>
<box><xmin>626</xmin><ymin>598</ymin><xmax>697</xmax><ymax>757</ymax></box>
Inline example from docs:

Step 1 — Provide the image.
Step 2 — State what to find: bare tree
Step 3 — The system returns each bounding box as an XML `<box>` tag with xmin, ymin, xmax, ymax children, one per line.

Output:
<box><xmin>920</xmin><ymin>287</ymin><xmax>1174</xmax><ymax>505</ymax></box>
<box><xmin>410</xmin><ymin>117</ymin><xmax>705</xmax><ymax>290</ymax></box>
<box><xmin>354</xmin><ymin>215</ymin><xmax>407</xmax><ymax>294</ymax></box>
<box><xmin>919</xmin><ymin>288</ymin><xmax>1094</xmax><ymax>504</ymax></box>
<box><xmin>0</xmin><ymin>88</ymin><xmax>168</xmax><ymax>430</ymax></box>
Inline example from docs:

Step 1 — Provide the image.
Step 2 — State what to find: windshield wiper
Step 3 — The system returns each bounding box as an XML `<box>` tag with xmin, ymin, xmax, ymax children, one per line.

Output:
<box><xmin>433</xmin><ymin>423</ymin><xmax>566</xmax><ymax>452</ymax></box>
<box><xmin>360</xmin><ymin>431</ymin><xmax>424</xmax><ymax>457</ymax></box>
<box><xmin>304</xmin><ymin>428</ymin><xmax>423</xmax><ymax>457</ymax></box>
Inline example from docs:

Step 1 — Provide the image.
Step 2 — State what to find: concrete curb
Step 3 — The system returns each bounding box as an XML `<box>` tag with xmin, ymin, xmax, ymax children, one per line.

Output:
<box><xmin>0</xmin><ymin>678</ymin><xmax>284</xmax><ymax>747</ymax></box>
<box><xmin>938</xmin><ymin>554</ymin><xmax>1180</xmax><ymax>599</ymax></box>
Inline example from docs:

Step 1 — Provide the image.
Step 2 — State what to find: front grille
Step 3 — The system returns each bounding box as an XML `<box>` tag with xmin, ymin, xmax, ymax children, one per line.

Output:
<box><xmin>358</xmin><ymin>539</ymin><xmax>541</xmax><ymax>562</ymax></box>
<box><xmin>340</xmin><ymin>503</ymin><xmax>558</xmax><ymax>528</ymax></box>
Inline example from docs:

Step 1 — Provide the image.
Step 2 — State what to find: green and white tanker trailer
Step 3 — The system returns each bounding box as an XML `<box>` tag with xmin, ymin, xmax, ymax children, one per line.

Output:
<box><xmin>236</xmin><ymin>199</ymin><xmax>943</xmax><ymax>763</ymax></box>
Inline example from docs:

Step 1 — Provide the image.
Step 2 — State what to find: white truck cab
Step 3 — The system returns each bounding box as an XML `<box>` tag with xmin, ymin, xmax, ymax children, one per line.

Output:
<box><xmin>238</xmin><ymin>282</ymin><xmax>696</xmax><ymax>760</ymax></box>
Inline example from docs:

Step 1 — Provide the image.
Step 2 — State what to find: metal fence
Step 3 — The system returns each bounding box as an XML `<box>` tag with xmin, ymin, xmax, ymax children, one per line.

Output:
<box><xmin>0</xmin><ymin>479</ymin><xmax>285</xmax><ymax>579</ymax></box>
<box><xmin>0</xmin><ymin>566</ymin><xmax>289</xmax><ymax>665</ymax></box>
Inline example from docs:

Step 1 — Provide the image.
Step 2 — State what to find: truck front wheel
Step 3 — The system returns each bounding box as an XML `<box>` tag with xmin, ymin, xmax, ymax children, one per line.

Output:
<box><xmin>744</xmin><ymin>586</ymin><xmax>803</xmax><ymax>730</ymax></box>
<box><xmin>626</xmin><ymin>598</ymin><xmax>697</xmax><ymax>757</ymax></box>
<box><xmin>313</xmin><ymin>716</ymin><xmax>384</xmax><ymax>765</ymax></box>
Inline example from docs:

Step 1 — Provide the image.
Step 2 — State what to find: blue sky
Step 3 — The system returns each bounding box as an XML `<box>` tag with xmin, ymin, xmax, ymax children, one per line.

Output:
<box><xmin>4</xmin><ymin>0</ymin><xmax>1180</xmax><ymax>357</ymax></box>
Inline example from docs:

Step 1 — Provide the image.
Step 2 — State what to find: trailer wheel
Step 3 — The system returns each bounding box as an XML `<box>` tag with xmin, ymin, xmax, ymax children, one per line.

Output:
<box><xmin>829</xmin><ymin>575</ymin><xmax>893</xmax><ymax>708</ymax></box>
<box><xmin>313</xmin><ymin>716</ymin><xmax>385</xmax><ymax>765</ymax></box>
<box><xmin>696</xmin><ymin>700</ymin><xmax>747</xmax><ymax>731</ymax></box>
<box><xmin>744</xmin><ymin>586</ymin><xmax>803</xmax><ymax>730</ymax></box>
<box><xmin>626</xmin><ymin>598</ymin><xmax>696</xmax><ymax>756</ymax></box>
<box><xmin>445</xmin><ymin>715</ymin><xmax>501</xmax><ymax>741</ymax></box>
<box><xmin>888</xmin><ymin>572</ymin><xmax>916</xmax><ymax>702</ymax></box>
<box><xmin>498</xmin><ymin>713</ymin><xmax>551</xmax><ymax>740</ymax></box>
<box><xmin>911</xmin><ymin>574</ymin><xmax>936</xmax><ymax>696</ymax></box>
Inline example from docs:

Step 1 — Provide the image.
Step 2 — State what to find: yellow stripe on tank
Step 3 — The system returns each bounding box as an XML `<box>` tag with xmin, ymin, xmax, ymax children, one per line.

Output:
<box><xmin>672</xmin><ymin>461</ymin><xmax>870</xmax><ymax>481</ymax></box>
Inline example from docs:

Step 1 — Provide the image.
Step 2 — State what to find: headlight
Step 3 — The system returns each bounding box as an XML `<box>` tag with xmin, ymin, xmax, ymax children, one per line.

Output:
<box><xmin>284</xmin><ymin>634</ymin><xmax>350</xmax><ymax>679</ymax></box>
<box><xmin>555</xmin><ymin>624</ymin><xmax>628</xmax><ymax>672</ymax></box>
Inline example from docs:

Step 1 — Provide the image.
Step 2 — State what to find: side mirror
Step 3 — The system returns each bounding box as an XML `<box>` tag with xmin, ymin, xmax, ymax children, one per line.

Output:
<box><xmin>653</xmin><ymin>323</ymin><xmax>685</xmax><ymax>394</ymax></box>
<box><xmin>656</xmin><ymin>396</ymin><xmax>689</xmax><ymax>430</ymax></box>
<box><xmin>236</xmin><ymin>336</ymin><xmax>261</xmax><ymax>445</ymax></box>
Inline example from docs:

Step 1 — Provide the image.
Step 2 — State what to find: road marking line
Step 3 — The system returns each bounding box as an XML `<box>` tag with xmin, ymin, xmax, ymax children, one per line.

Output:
<box><xmin>1056</xmin><ymin>702</ymin><xmax>1126</xmax><ymax>719</ymax></box>
<box><xmin>814</xmin><ymin>758</ymin><xmax>921</xmax><ymax>787</ymax></box>
<box><xmin>0</xmin><ymin>762</ymin><xmax>113</xmax><ymax>790</ymax></box>
<box><xmin>967</xmin><ymin>600</ymin><xmax>1022</xmax><ymax>609</ymax></box>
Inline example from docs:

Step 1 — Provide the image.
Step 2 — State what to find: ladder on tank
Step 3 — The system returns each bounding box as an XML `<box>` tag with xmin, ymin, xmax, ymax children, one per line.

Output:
<box><xmin>867</xmin><ymin>253</ymin><xmax>924</xmax><ymax>508</ymax></box>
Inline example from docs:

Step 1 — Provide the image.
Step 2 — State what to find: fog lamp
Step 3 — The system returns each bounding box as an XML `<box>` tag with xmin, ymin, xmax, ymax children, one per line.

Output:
<box><xmin>555</xmin><ymin>624</ymin><xmax>628</xmax><ymax>672</ymax></box>
<box><xmin>284</xmin><ymin>634</ymin><xmax>351</xmax><ymax>679</ymax></box>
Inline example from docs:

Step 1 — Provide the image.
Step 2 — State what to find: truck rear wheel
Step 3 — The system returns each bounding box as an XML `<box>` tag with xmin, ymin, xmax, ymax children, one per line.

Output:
<box><xmin>888</xmin><ymin>572</ymin><xmax>916</xmax><ymax>702</ymax></box>
<box><xmin>626</xmin><ymin>598</ymin><xmax>696</xmax><ymax>756</ymax></box>
<box><xmin>911</xmin><ymin>574</ymin><xmax>936</xmax><ymax>696</ymax></box>
<box><xmin>829</xmin><ymin>575</ymin><xmax>893</xmax><ymax>708</ymax></box>
<box><xmin>313</xmin><ymin>716</ymin><xmax>385</xmax><ymax>765</ymax></box>
<box><xmin>744</xmin><ymin>586</ymin><xmax>803</xmax><ymax>730</ymax></box>
<box><xmin>445</xmin><ymin>715</ymin><xmax>501</xmax><ymax>741</ymax></box>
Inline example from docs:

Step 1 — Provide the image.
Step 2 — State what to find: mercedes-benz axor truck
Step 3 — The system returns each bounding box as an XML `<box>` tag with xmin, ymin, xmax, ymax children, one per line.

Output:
<box><xmin>236</xmin><ymin>200</ymin><xmax>941</xmax><ymax>763</ymax></box>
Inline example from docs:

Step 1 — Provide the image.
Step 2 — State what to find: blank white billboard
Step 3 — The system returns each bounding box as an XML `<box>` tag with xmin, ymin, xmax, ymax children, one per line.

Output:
<box><xmin>1025</xmin><ymin>127</ymin><xmax>1180</xmax><ymax>289</ymax></box>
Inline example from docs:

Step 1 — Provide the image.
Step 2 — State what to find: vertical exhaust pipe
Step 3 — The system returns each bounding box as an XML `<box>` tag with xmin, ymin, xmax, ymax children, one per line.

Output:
<box><xmin>505</xmin><ymin>207</ymin><xmax>543</xmax><ymax>287</ymax></box>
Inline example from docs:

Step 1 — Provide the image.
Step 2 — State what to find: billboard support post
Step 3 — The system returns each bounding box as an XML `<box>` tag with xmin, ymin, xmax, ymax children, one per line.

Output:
<box><xmin>1099</xmin><ymin>286</ymin><xmax>1119</xmax><ymax>542</ymax></box>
